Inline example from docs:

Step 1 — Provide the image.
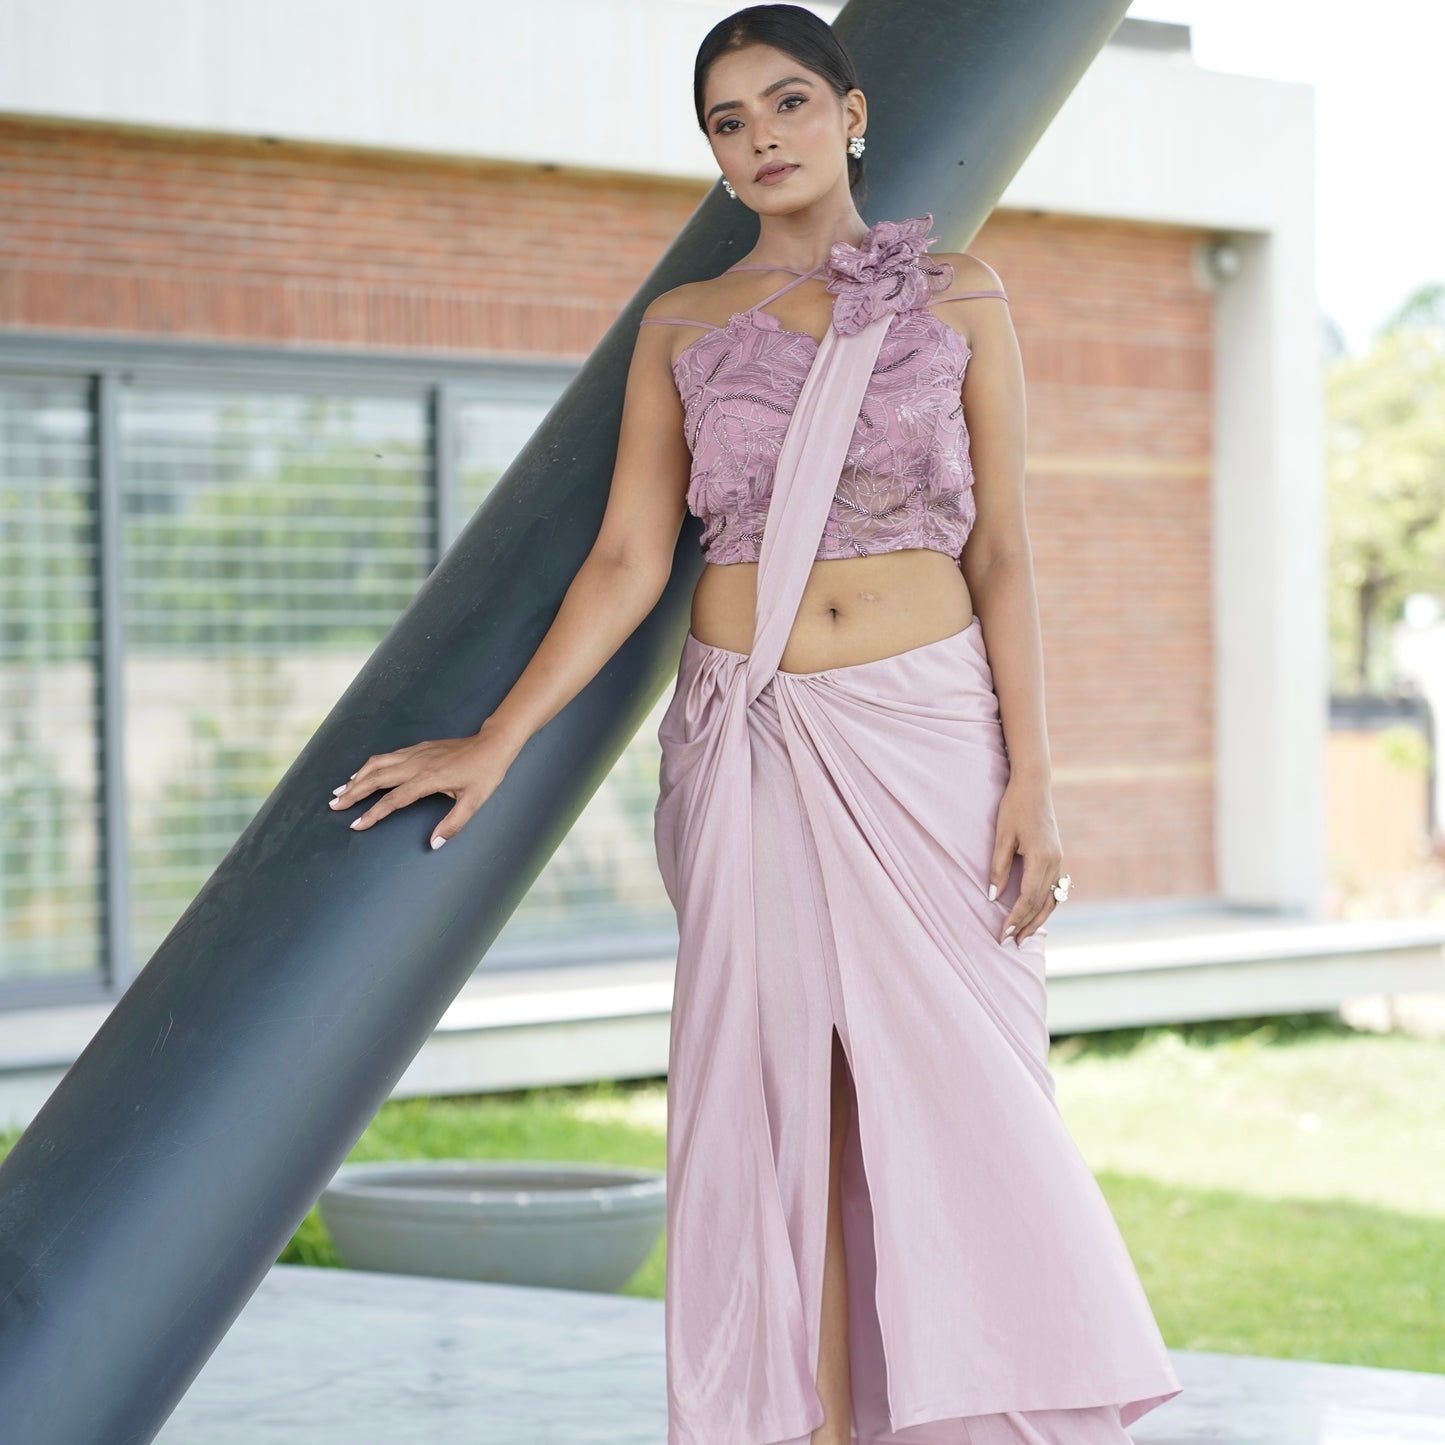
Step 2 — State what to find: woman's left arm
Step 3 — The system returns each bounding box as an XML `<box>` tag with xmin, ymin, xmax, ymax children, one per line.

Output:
<box><xmin>938</xmin><ymin>254</ymin><xmax>1064</xmax><ymax>947</ymax></box>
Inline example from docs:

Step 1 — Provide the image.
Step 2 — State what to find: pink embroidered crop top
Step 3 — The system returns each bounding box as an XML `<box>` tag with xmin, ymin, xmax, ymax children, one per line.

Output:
<box><xmin>639</xmin><ymin>212</ymin><xmax>1007</xmax><ymax>566</ymax></box>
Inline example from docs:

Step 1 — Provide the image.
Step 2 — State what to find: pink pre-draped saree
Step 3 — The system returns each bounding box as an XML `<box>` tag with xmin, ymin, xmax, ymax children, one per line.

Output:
<box><xmin>653</xmin><ymin>299</ymin><xmax>1182</xmax><ymax>1445</ymax></box>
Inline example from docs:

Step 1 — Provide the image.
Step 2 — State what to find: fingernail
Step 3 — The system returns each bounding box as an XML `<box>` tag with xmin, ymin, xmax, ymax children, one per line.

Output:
<box><xmin>1003</xmin><ymin>924</ymin><xmax>1015</xmax><ymax>938</ymax></box>
<box><xmin>987</xmin><ymin>883</ymin><xmax>998</xmax><ymax>901</ymax></box>
<box><xmin>430</xmin><ymin>836</ymin><xmax>446</xmax><ymax>850</ymax></box>
<box><xmin>333</xmin><ymin>784</ymin><xmax>347</xmax><ymax>795</ymax></box>
<box><xmin>350</xmin><ymin>819</ymin><xmax>363</xmax><ymax>830</ymax></box>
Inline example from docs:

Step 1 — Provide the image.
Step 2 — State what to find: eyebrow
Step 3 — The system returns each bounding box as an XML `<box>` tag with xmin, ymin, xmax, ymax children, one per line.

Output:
<box><xmin>706</xmin><ymin>75</ymin><xmax>814</xmax><ymax>122</ymax></box>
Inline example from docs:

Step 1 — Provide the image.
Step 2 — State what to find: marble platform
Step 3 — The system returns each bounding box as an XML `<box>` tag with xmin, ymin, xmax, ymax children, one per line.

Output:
<box><xmin>153</xmin><ymin>1263</ymin><xmax>1445</xmax><ymax>1444</ymax></box>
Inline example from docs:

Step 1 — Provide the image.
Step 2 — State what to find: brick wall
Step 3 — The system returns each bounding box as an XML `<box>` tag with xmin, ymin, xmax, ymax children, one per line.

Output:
<box><xmin>0</xmin><ymin>117</ymin><xmax>1216</xmax><ymax>901</ymax></box>
<box><xmin>979</xmin><ymin>212</ymin><xmax>1216</xmax><ymax>900</ymax></box>
<box><xmin>0</xmin><ymin>117</ymin><xmax>691</xmax><ymax>355</ymax></box>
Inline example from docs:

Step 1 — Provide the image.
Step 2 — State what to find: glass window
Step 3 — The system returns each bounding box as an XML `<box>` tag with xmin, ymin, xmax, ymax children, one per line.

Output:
<box><xmin>0</xmin><ymin>379</ymin><xmax>104</xmax><ymax>983</ymax></box>
<box><xmin>119</xmin><ymin>388</ymin><xmax>431</xmax><ymax>966</ymax></box>
<box><xmin>0</xmin><ymin>367</ymin><xmax>680</xmax><ymax>996</ymax></box>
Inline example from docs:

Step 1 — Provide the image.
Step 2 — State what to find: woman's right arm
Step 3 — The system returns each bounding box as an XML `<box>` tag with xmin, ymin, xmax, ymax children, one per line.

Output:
<box><xmin>332</xmin><ymin>296</ymin><xmax>695</xmax><ymax>846</ymax></box>
<box><xmin>479</xmin><ymin>301</ymin><xmax>692</xmax><ymax>759</ymax></box>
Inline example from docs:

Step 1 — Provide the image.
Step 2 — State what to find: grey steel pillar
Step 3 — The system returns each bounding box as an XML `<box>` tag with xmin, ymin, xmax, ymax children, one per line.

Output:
<box><xmin>0</xmin><ymin>1</ymin><xmax>1130</xmax><ymax>1440</ymax></box>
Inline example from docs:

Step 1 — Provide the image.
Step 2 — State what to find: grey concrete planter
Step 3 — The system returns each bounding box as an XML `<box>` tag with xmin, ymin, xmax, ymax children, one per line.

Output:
<box><xmin>318</xmin><ymin>1159</ymin><xmax>666</xmax><ymax>1293</ymax></box>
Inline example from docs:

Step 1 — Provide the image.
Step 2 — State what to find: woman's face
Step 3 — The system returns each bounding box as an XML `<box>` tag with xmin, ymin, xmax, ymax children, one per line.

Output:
<box><xmin>701</xmin><ymin>44</ymin><xmax>863</xmax><ymax>216</ymax></box>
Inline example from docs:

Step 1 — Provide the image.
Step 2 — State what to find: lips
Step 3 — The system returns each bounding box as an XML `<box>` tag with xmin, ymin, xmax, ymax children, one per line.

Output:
<box><xmin>755</xmin><ymin>162</ymin><xmax>797</xmax><ymax>182</ymax></box>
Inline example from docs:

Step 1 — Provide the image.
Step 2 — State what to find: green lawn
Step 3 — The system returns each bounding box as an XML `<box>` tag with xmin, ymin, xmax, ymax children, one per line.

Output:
<box><xmin>1050</xmin><ymin>1014</ymin><xmax>1444</xmax><ymax>1375</ymax></box>
<box><xmin>4</xmin><ymin>1011</ymin><xmax>1441</xmax><ymax>1374</ymax></box>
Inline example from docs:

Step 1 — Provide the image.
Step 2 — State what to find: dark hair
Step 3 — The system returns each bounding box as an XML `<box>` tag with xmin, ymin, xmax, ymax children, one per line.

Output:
<box><xmin>693</xmin><ymin>4</ymin><xmax>867</xmax><ymax>204</ymax></box>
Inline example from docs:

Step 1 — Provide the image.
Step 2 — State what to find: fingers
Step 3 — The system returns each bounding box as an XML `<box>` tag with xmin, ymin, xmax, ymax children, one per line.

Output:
<box><xmin>430</xmin><ymin>795</ymin><xmax>483</xmax><ymax>851</ymax></box>
<box><xmin>989</xmin><ymin>831</ymin><xmax>1063</xmax><ymax>946</ymax></box>
<box><xmin>327</xmin><ymin>737</ymin><xmax>498</xmax><ymax>849</ymax></box>
<box><xmin>1009</xmin><ymin>888</ymin><xmax>1058</xmax><ymax>946</ymax></box>
<box><xmin>330</xmin><ymin>748</ymin><xmax>414</xmax><ymax>809</ymax></box>
<box><xmin>327</xmin><ymin>744</ymin><xmax>439</xmax><ymax>834</ymax></box>
<box><xmin>986</xmin><ymin>831</ymin><xmax>1016</xmax><ymax>909</ymax></box>
<box><xmin>329</xmin><ymin>757</ymin><xmax>415</xmax><ymax>812</ymax></box>
<box><xmin>344</xmin><ymin>775</ymin><xmax>438</xmax><ymax>834</ymax></box>
<box><xmin>999</xmin><ymin>850</ymin><xmax>1063</xmax><ymax>945</ymax></box>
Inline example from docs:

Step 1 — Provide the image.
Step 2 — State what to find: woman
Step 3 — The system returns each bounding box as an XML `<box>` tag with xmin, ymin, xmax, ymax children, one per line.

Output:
<box><xmin>330</xmin><ymin>5</ymin><xmax>1182</xmax><ymax>1442</ymax></box>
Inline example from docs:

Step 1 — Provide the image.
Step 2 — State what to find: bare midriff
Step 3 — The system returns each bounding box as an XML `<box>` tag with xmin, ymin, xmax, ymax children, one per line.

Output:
<box><xmin>689</xmin><ymin>547</ymin><xmax>975</xmax><ymax>674</ymax></box>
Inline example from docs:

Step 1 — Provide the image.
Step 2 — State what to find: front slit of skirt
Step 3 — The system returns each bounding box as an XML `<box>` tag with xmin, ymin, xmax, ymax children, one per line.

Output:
<box><xmin>782</xmin><ymin>740</ymin><xmax>901</xmax><ymax>1441</ymax></box>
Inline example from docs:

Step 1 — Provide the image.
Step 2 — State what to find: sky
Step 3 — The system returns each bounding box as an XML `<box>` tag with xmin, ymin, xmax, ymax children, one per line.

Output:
<box><xmin>1126</xmin><ymin>0</ymin><xmax>1443</xmax><ymax>354</ymax></box>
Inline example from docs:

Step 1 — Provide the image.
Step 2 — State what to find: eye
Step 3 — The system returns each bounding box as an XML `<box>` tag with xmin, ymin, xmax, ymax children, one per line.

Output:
<box><xmin>714</xmin><ymin>94</ymin><xmax>808</xmax><ymax>135</ymax></box>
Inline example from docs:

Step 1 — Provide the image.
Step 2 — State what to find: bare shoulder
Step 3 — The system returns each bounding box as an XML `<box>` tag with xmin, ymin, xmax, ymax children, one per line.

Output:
<box><xmin>641</xmin><ymin>275</ymin><xmax>730</xmax><ymax>326</ymax></box>
<box><xmin>928</xmin><ymin>251</ymin><xmax>1007</xmax><ymax>297</ymax></box>
<box><xmin>924</xmin><ymin>251</ymin><xmax>1011</xmax><ymax>350</ymax></box>
<box><xmin>638</xmin><ymin>272</ymin><xmax>747</xmax><ymax>373</ymax></box>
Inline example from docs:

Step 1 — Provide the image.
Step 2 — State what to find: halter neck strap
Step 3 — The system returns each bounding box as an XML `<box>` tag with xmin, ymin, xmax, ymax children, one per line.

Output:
<box><xmin>724</xmin><ymin>261</ymin><xmax>828</xmax><ymax>315</ymax></box>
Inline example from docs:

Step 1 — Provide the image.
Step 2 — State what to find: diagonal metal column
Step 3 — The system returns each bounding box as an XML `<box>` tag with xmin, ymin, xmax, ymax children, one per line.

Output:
<box><xmin>0</xmin><ymin>1</ymin><xmax>1130</xmax><ymax>1440</ymax></box>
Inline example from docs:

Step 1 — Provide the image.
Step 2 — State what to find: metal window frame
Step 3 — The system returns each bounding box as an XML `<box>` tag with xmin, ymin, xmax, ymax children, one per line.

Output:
<box><xmin>0</xmin><ymin>331</ymin><xmax>575</xmax><ymax>1011</ymax></box>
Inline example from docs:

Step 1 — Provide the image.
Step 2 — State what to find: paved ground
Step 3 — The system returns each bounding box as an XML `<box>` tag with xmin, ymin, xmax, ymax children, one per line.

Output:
<box><xmin>154</xmin><ymin>1263</ymin><xmax>1445</xmax><ymax>1444</ymax></box>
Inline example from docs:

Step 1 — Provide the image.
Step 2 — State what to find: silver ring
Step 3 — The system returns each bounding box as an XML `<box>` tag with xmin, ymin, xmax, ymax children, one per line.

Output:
<box><xmin>1051</xmin><ymin>873</ymin><xmax>1072</xmax><ymax>903</ymax></box>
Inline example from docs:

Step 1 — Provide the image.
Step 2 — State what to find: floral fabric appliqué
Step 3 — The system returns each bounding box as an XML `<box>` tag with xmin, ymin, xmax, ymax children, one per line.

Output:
<box><xmin>823</xmin><ymin>212</ymin><xmax>954</xmax><ymax>336</ymax></box>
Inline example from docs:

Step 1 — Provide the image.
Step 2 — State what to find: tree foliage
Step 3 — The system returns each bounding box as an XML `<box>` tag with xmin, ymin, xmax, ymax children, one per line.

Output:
<box><xmin>1326</xmin><ymin>283</ymin><xmax>1445</xmax><ymax>692</ymax></box>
